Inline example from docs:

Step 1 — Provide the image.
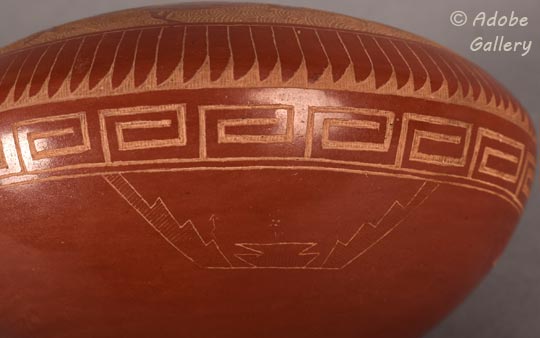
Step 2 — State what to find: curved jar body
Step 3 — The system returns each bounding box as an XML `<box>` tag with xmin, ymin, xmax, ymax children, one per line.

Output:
<box><xmin>0</xmin><ymin>3</ymin><xmax>536</xmax><ymax>338</ymax></box>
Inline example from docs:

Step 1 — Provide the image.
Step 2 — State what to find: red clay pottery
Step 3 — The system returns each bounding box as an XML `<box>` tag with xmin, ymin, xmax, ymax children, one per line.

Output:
<box><xmin>0</xmin><ymin>3</ymin><xmax>536</xmax><ymax>338</ymax></box>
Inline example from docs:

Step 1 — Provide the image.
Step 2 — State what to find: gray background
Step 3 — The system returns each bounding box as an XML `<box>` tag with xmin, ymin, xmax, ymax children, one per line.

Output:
<box><xmin>0</xmin><ymin>0</ymin><xmax>538</xmax><ymax>337</ymax></box>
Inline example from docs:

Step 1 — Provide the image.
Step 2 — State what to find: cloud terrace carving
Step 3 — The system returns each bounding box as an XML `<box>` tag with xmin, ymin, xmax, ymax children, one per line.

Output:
<box><xmin>104</xmin><ymin>172</ymin><xmax>439</xmax><ymax>270</ymax></box>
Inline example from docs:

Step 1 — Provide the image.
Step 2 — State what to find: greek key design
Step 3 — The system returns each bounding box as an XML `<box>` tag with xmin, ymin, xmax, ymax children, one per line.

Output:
<box><xmin>396</xmin><ymin>113</ymin><xmax>473</xmax><ymax>169</ymax></box>
<box><xmin>469</xmin><ymin>128</ymin><xmax>525</xmax><ymax>185</ymax></box>
<box><xmin>517</xmin><ymin>152</ymin><xmax>535</xmax><ymax>199</ymax></box>
<box><xmin>13</xmin><ymin>112</ymin><xmax>91</xmax><ymax>171</ymax></box>
<box><xmin>305</xmin><ymin>107</ymin><xmax>395</xmax><ymax>162</ymax></box>
<box><xmin>0</xmin><ymin>101</ymin><xmax>535</xmax><ymax>212</ymax></box>
<box><xmin>99</xmin><ymin>104</ymin><xmax>188</xmax><ymax>163</ymax></box>
<box><xmin>199</xmin><ymin>105</ymin><xmax>298</xmax><ymax>159</ymax></box>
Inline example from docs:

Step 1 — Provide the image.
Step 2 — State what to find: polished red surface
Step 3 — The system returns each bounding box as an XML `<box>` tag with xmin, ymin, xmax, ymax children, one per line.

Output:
<box><xmin>0</xmin><ymin>3</ymin><xmax>536</xmax><ymax>338</ymax></box>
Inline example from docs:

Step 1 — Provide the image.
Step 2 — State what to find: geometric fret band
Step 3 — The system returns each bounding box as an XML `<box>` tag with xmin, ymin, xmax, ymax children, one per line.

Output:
<box><xmin>0</xmin><ymin>99</ymin><xmax>535</xmax><ymax>212</ymax></box>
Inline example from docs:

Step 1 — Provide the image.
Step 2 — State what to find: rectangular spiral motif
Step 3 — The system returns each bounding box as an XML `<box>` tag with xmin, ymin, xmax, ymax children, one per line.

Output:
<box><xmin>0</xmin><ymin>101</ymin><xmax>534</xmax><ymax>213</ymax></box>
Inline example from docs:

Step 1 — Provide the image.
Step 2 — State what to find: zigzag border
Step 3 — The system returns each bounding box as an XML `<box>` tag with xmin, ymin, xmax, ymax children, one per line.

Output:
<box><xmin>0</xmin><ymin>22</ymin><xmax>534</xmax><ymax>138</ymax></box>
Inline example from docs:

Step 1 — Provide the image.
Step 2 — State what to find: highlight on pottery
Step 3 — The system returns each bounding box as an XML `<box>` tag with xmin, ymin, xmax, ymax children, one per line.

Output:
<box><xmin>0</xmin><ymin>3</ymin><xmax>536</xmax><ymax>338</ymax></box>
